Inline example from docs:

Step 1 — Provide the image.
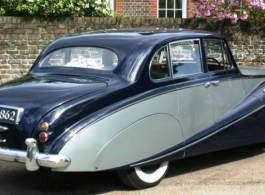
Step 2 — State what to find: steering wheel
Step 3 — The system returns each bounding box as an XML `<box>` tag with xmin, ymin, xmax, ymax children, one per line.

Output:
<box><xmin>207</xmin><ymin>57</ymin><xmax>221</xmax><ymax>70</ymax></box>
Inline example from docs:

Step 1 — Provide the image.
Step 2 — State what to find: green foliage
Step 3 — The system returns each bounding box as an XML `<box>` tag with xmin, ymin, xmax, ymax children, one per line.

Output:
<box><xmin>0</xmin><ymin>0</ymin><xmax>112</xmax><ymax>17</ymax></box>
<box><xmin>248</xmin><ymin>10</ymin><xmax>265</xmax><ymax>20</ymax></box>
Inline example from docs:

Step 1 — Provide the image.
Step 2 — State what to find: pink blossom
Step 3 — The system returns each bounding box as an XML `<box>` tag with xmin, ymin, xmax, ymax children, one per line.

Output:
<box><xmin>199</xmin><ymin>4</ymin><xmax>206</xmax><ymax>9</ymax></box>
<box><xmin>209</xmin><ymin>4</ymin><xmax>216</xmax><ymax>10</ymax></box>
<box><xmin>225</xmin><ymin>12</ymin><xmax>232</xmax><ymax>18</ymax></box>
<box><xmin>192</xmin><ymin>0</ymin><xmax>265</xmax><ymax>24</ymax></box>
<box><xmin>218</xmin><ymin>0</ymin><xmax>224</xmax><ymax>4</ymax></box>
<box><xmin>217</xmin><ymin>13</ymin><xmax>225</xmax><ymax>20</ymax></box>
<box><xmin>204</xmin><ymin>10</ymin><xmax>211</xmax><ymax>17</ymax></box>
<box><xmin>198</xmin><ymin>0</ymin><xmax>208</xmax><ymax>3</ymax></box>
<box><xmin>231</xmin><ymin>18</ymin><xmax>238</xmax><ymax>24</ymax></box>
<box><xmin>233</xmin><ymin>1</ymin><xmax>240</xmax><ymax>6</ymax></box>
<box><xmin>240</xmin><ymin>11</ymin><xmax>248</xmax><ymax>20</ymax></box>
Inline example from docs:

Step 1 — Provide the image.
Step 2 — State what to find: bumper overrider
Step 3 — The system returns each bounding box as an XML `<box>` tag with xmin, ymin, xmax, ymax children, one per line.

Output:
<box><xmin>0</xmin><ymin>138</ymin><xmax>71</xmax><ymax>171</ymax></box>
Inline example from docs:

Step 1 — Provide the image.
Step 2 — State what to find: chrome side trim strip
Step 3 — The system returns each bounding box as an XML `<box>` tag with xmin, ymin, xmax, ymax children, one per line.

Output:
<box><xmin>0</xmin><ymin>138</ymin><xmax>71</xmax><ymax>171</ymax></box>
<box><xmin>131</xmin><ymin>104</ymin><xmax>265</xmax><ymax>167</ymax></box>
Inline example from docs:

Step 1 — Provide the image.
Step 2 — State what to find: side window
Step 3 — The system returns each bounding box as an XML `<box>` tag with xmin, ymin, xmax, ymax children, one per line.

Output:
<box><xmin>204</xmin><ymin>39</ymin><xmax>235</xmax><ymax>72</ymax></box>
<box><xmin>169</xmin><ymin>40</ymin><xmax>202</xmax><ymax>77</ymax></box>
<box><xmin>150</xmin><ymin>46</ymin><xmax>170</xmax><ymax>80</ymax></box>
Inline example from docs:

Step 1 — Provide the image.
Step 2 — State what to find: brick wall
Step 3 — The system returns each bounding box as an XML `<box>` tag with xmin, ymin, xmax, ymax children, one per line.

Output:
<box><xmin>0</xmin><ymin>16</ymin><xmax>264</xmax><ymax>84</ymax></box>
<box><xmin>116</xmin><ymin>0</ymin><xmax>194</xmax><ymax>18</ymax></box>
<box><xmin>117</xmin><ymin>0</ymin><xmax>156</xmax><ymax>17</ymax></box>
<box><xmin>188</xmin><ymin>0</ymin><xmax>196</xmax><ymax>18</ymax></box>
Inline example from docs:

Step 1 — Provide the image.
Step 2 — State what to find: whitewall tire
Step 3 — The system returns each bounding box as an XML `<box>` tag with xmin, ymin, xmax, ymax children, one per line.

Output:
<box><xmin>117</xmin><ymin>161</ymin><xmax>169</xmax><ymax>189</ymax></box>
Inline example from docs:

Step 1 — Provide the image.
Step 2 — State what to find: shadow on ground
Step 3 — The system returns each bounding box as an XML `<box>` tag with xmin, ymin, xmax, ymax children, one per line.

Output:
<box><xmin>166</xmin><ymin>143</ymin><xmax>265</xmax><ymax>178</ymax></box>
<box><xmin>0</xmin><ymin>143</ymin><xmax>264</xmax><ymax>195</ymax></box>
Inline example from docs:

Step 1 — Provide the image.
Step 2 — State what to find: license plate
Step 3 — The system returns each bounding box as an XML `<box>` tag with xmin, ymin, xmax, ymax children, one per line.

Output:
<box><xmin>0</xmin><ymin>105</ymin><xmax>24</xmax><ymax>124</ymax></box>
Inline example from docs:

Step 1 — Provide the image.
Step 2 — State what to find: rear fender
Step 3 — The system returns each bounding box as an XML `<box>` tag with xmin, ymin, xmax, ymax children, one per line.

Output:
<box><xmin>94</xmin><ymin>114</ymin><xmax>182</xmax><ymax>171</ymax></box>
<box><xmin>56</xmin><ymin>91</ymin><xmax>182</xmax><ymax>172</ymax></box>
<box><xmin>56</xmin><ymin>113</ymin><xmax>182</xmax><ymax>172</ymax></box>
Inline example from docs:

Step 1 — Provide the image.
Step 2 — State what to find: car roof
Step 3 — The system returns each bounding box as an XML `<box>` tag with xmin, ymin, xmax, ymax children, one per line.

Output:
<box><xmin>73</xmin><ymin>28</ymin><xmax>221</xmax><ymax>36</ymax></box>
<box><xmin>46</xmin><ymin>28</ymin><xmax>224</xmax><ymax>51</ymax></box>
<box><xmin>36</xmin><ymin>29</ymin><xmax>225</xmax><ymax>82</ymax></box>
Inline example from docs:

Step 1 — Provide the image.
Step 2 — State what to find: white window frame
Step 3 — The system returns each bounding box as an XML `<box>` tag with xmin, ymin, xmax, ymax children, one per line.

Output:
<box><xmin>157</xmin><ymin>0</ymin><xmax>187</xmax><ymax>18</ymax></box>
<box><xmin>106</xmin><ymin>0</ymin><xmax>115</xmax><ymax>11</ymax></box>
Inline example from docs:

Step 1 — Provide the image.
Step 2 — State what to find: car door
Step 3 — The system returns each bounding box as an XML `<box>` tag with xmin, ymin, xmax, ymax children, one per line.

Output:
<box><xmin>203</xmin><ymin>39</ymin><xmax>261</xmax><ymax>149</ymax></box>
<box><xmin>169</xmin><ymin>39</ymin><xmax>219</xmax><ymax>157</ymax></box>
<box><xmin>204</xmin><ymin>39</ymin><xmax>245</xmax><ymax>122</ymax></box>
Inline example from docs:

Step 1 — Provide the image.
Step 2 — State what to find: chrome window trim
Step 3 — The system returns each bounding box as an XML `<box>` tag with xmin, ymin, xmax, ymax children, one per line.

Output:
<box><xmin>169</xmin><ymin>39</ymin><xmax>203</xmax><ymax>79</ymax></box>
<box><xmin>149</xmin><ymin>45</ymin><xmax>173</xmax><ymax>83</ymax></box>
<box><xmin>204</xmin><ymin>39</ymin><xmax>236</xmax><ymax>72</ymax></box>
<box><xmin>223</xmin><ymin>42</ymin><xmax>236</xmax><ymax>70</ymax></box>
<box><xmin>149</xmin><ymin>39</ymin><xmax>205</xmax><ymax>83</ymax></box>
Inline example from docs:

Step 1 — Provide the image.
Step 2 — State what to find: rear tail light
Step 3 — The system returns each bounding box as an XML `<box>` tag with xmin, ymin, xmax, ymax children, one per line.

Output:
<box><xmin>39</xmin><ymin>132</ymin><xmax>48</xmax><ymax>143</ymax></box>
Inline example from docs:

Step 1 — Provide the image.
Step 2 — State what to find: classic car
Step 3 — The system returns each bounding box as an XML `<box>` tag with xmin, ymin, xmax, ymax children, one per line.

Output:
<box><xmin>0</xmin><ymin>29</ymin><xmax>265</xmax><ymax>189</ymax></box>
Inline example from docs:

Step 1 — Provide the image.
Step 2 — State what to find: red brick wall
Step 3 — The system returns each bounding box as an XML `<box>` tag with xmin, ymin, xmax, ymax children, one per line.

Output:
<box><xmin>1</xmin><ymin>16</ymin><xmax>263</xmax><ymax>84</ymax></box>
<box><xmin>115</xmin><ymin>0</ymin><xmax>155</xmax><ymax>17</ymax></box>
<box><xmin>150</xmin><ymin>0</ymin><xmax>157</xmax><ymax>18</ymax></box>
<box><xmin>115</xmin><ymin>0</ymin><xmax>123</xmax><ymax>14</ymax></box>
<box><xmin>188</xmin><ymin>0</ymin><xmax>196</xmax><ymax>18</ymax></box>
<box><xmin>115</xmin><ymin>0</ymin><xmax>195</xmax><ymax>18</ymax></box>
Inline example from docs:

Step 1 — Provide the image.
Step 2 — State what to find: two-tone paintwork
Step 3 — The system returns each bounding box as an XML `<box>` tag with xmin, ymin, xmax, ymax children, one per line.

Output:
<box><xmin>0</xmin><ymin>29</ymin><xmax>265</xmax><ymax>172</ymax></box>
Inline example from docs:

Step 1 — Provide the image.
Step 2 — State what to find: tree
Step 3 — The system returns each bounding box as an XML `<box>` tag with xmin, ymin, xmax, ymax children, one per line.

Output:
<box><xmin>0</xmin><ymin>0</ymin><xmax>112</xmax><ymax>17</ymax></box>
<box><xmin>192</xmin><ymin>0</ymin><xmax>265</xmax><ymax>24</ymax></box>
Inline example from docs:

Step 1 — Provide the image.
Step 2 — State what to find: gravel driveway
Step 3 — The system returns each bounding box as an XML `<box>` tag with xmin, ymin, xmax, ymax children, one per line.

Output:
<box><xmin>0</xmin><ymin>144</ymin><xmax>265</xmax><ymax>195</ymax></box>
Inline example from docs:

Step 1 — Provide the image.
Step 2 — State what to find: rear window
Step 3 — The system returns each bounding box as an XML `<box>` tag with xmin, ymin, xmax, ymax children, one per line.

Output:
<box><xmin>39</xmin><ymin>47</ymin><xmax>118</xmax><ymax>71</ymax></box>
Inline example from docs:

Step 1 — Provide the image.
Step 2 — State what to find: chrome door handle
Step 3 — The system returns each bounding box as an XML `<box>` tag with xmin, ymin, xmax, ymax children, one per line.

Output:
<box><xmin>205</xmin><ymin>82</ymin><xmax>211</xmax><ymax>88</ymax></box>
<box><xmin>211</xmin><ymin>80</ymin><xmax>220</xmax><ymax>86</ymax></box>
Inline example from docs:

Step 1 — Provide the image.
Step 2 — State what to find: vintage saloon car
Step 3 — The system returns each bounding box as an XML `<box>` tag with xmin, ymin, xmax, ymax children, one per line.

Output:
<box><xmin>0</xmin><ymin>29</ymin><xmax>265</xmax><ymax>189</ymax></box>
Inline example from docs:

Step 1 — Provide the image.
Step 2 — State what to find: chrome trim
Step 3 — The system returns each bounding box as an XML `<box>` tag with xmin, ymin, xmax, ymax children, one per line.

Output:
<box><xmin>0</xmin><ymin>148</ymin><xmax>26</xmax><ymax>163</ymax></box>
<box><xmin>36</xmin><ymin>153</ymin><xmax>71</xmax><ymax>169</ymax></box>
<box><xmin>204</xmin><ymin>82</ymin><xmax>211</xmax><ymax>88</ymax></box>
<box><xmin>25</xmin><ymin>138</ymin><xmax>40</xmax><ymax>171</ymax></box>
<box><xmin>131</xmin><ymin>104</ymin><xmax>265</xmax><ymax>167</ymax></box>
<box><xmin>0</xmin><ymin>138</ymin><xmax>71</xmax><ymax>171</ymax></box>
<box><xmin>149</xmin><ymin>45</ymin><xmax>172</xmax><ymax>83</ymax></box>
<box><xmin>0</xmin><ymin>125</ymin><xmax>9</xmax><ymax>132</ymax></box>
<box><xmin>0</xmin><ymin>125</ymin><xmax>8</xmax><ymax>143</ymax></box>
<box><xmin>170</xmin><ymin>39</ymin><xmax>204</xmax><ymax>78</ymax></box>
<box><xmin>211</xmin><ymin>80</ymin><xmax>221</xmax><ymax>86</ymax></box>
<box><xmin>0</xmin><ymin>104</ymin><xmax>24</xmax><ymax>124</ymax></box>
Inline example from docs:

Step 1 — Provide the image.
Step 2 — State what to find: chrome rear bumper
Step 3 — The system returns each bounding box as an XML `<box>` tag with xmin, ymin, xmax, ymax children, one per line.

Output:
<box><xmin>0</xmin><ymin>138</ymin><xmax>71</xmax><ymax>171</ymax></box>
